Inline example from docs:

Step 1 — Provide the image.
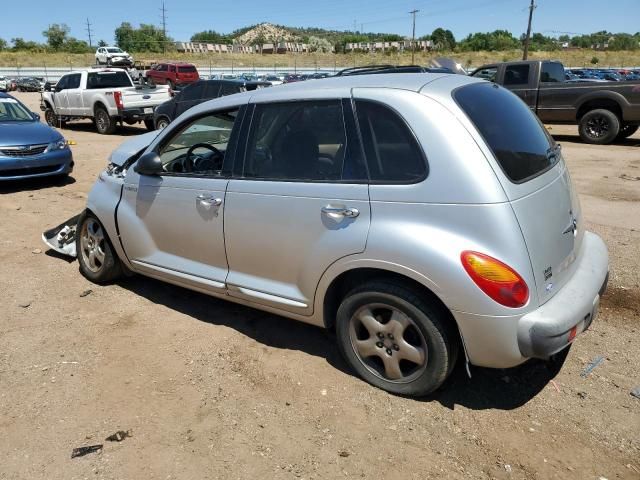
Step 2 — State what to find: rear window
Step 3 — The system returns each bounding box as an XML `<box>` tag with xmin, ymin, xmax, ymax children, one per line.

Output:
<box><xmin>178</xmin><ymin>66</ymin><xmax>197</xmax><ymax>73</ymax></box>
<box><xmin>454</xmin><ymin>83</ymin><xmax>557</xmax><ymax>183</ymax></box>
<box><xmin>87</xmin><ymin>71</ymin><xmax>132</xmax><ymax>89</ymax></box>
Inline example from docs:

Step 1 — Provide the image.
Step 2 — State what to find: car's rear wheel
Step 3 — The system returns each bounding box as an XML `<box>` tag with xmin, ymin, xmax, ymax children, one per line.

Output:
<box><xmin>155</xmin><ymin>117</ymin><xmax>170</xmax><ymax>130</ymax></box>
<box><xmin>336</xmin><ymin>281</ymin><xmax>458</xmax><ymax>397</ymax></box>
<box><xmin>617</xmin><ymin>124</ymin><xmax>639</xmax><ymax>140</ymax></box>
<box><xmin>94</xmin><ymin>107</ymin><xmax>116</xmax><ymax>134</ymax></box>
<box><xmin>579</xmin><ymin>109</ymin><xmax>620</xmax><ymax>145</ymax></box>
<box><xmin>76</xmin><ymin>212</ymin><xmax>123</xmax><ymax>284</ymax></box>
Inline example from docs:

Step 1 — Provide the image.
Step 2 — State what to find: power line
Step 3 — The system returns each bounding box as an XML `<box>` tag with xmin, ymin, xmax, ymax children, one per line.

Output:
<box><xmin>160</xmin><ymin>1</ymin><xmax>168</xmax><ymax>53</ymax></box>
<box><xmin>85</xmin><ymin>18</ymin><xmax>93</xmax><ymax>48</ymax></box>
<box><xmin>522</xmin><ymin>0</ymin><xmax>536</xmax><ymax>60</ymax></box>
<box><xmin>409</xmin><ymin>9</ymin><xmax>419</xmax><ymax>64</ymax></box>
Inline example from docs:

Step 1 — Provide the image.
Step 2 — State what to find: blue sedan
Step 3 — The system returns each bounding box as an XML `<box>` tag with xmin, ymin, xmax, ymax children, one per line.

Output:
<box><xmin>0</xmin><ymin>92</ymin><xmax>73</xmax><ymax>181</ymax></box>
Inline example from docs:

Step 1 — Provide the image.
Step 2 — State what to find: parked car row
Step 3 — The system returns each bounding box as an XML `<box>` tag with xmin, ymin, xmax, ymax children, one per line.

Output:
<box><xmin>568</xmin><ymin>68</ymin><xmax>640</xmax><ymax>82</ymax></box>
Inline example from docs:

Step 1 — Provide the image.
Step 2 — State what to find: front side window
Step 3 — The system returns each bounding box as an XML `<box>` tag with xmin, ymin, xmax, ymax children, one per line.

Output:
<box><xmin>67</xmin><ymin>74</ymin><xmax>81</xmax><ymax>89</ymax></box>
<box><xmin>243</xmin><ymin>101</ymin><xmax>347</xmax><ymax>181</ymax></box>
<box><xmin>56</xmin><ymin>76</ymin><xmax>69</xmax><ymax>90</ymax></box>
<box><xmin>472</xmin><ymin>66</ymin><xmax>497</xmax><ymax>82</ymax></box>
<box><xmin>355</xmin><ymin>101</ymin><xmax>426</xmax><ymax>183</ymax></box>
<box><xmin>455</xmin><ymin>82</ymin><xmax>557</xmax><ymax>183</ymax></box>
<box><xmin>540</xmin><ymin>62</ymin><xmax>565</xmax><ymax>83</ymax></box>
<box><xmin>504</xmin><ymin>64</ymin><xmax>530</xmax><ymax>86</ymax></box>
<box><xmin>158</xmin><ymin>109</ymin><xmax>238</xmax><ymax>175</ymax></box>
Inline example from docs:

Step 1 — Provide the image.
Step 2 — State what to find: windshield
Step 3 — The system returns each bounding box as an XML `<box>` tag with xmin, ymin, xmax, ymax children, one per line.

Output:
<box><xmin>107</xmin><ymin>48</ymin><xmax>123</xmax><ymax>53</ymax></box>
<box><xmin>0</xmin><ymin>97</ymin><xmax>34</xmax><ymax>122</ymax></box>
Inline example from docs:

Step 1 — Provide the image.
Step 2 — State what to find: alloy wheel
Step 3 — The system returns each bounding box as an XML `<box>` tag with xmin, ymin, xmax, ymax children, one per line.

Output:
<box><xmin>586</xmin><ymin>115</ymin><xmax>609</xmax><ymax>138</ymax></box>
<box><xmin>80</xmin><ymin>219</ymin><xmax>106</xmax><ymax>273</ymax></box>
<box><xmin>349</xmin><ymin>303</ymin><xmax>428</xmax><ymax>383</ymax></box>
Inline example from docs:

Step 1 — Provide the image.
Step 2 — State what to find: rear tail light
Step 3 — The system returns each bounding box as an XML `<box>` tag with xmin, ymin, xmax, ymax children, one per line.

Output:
<box><xmin>461</xmin><ymin>251</ymin><xmax>529</xmax><ymax>308</ymax></box>
<box><xmin>114</xmin><ymin>91</ymin><xmax>123</xmax><ymax>110</ymax></box>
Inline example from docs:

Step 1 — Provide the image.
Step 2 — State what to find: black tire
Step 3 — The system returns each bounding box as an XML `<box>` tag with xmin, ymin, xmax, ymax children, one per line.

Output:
<box><xmin>155</xmin><ymin>116</ymin><xmax>170</xmax><ymax>130</ymax></box>
<box><xmin>94</xmin><ymin>106</ymin><xmax>116</xmax><ymax>134</ymax></box>
<box><xmin>335</xmin><ymin>281</ymin><xmax>459</xmax><ymax>397</ymax></box>
<box><xmin>617</xmin><ymin>124</ymin><xmax>639</xmax><ymax>140</ymax></box>
<box><xmin>147</xmin><ymin>77</ymin><xmax>155</xmax><ymax>86</ymax></box>
<box><xmin>143</xmin><ymin>118</ymin><xmax>156</xmax><ymax>131</ymax></box>
<box><xmin>44</xmin><ymin>108</ymin><xmax>66</xmax><ymax>128</ymax></box>
<box><xmin>579</xmin><ymin>109</ymin><xmax>620</xmax><ymax>145</ymax></box>
<box><xmin>76</xmin><ymin>212</ymin><xmax>123</xmax><ymax>284</ymax></box>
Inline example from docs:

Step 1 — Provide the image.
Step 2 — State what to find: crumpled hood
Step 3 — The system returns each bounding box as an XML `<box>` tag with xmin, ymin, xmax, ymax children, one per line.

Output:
<box><xmin>0</xmin><ymin>121</ymin><xmax>61</xmax><ymax>147</ymax></box>
<box><xmin>108</xmin><ymin>130</ymin><xmax>159</xmax><ymax>166</ymax></box>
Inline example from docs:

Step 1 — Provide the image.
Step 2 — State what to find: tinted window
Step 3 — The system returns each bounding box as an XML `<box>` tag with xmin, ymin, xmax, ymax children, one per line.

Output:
<box><xmin>472</xmin><ymin>66</ymin><xmax>497</xmax><ymax>82</ymax></box>
<box><xmin>158</xmin><ymin>109</ymin><xmax>238</xmax><ymax>175</ymax></box>
<box><xmin>67</xmin><ymin>74</ymin><xmax>81</xmax><ymax>89</ymax></box>
<box><xmin>87</xmin><ymin>71</ymin><xmax>132</xmax><ymax>89</ymax></box>
<box><xmin>157</xmin><ymin>64</ymin><xmax>168</xmax><ymax>72</ymax></box>
<box><xmin>504</xmin><ymin>64</ymin><xmax>530</xmax><ymax>85</ymax></box>
<box><xmin>179</xmin><ymin>82</ymin><xmax>204</xmax><ymax>101</ymax></box>
<box><xmin>455</xmin><ymin>83</ymin><xmax>556</xmax><ymax>183</ymax></box>
<box><xmin>220</xmin><ymin>83</ymin><xmax>241</xmax><ymax>97</ymax></box>
<box><xmin>56</xmin><ymin>76</ymin><xmax>69</xmax><ymax>90</ymax></box>
<box><xmin>355</xmin><ymin>101</ymin><xmax>426</xmax><ymax>183</ymax></box>
<box><xmin>178</xmin><ymin>66</ymin><xmax>197</xmax><ymax>73</ymax></box>
<box><xmin>203</xmin><ymin>82</ymin><xmax>222</xmax><ymax>99</ymax></box>
<box><xmin>540</xmin><ymin>62</ymin><xmax>565</xmax><ymax>83</ymax></box>
<box><xmin>244</xmin><ymin>101</ymin><xmax>347</xmax><ymax>181</ymax></box>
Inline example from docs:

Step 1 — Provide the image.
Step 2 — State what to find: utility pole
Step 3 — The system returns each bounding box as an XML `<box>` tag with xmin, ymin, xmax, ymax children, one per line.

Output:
<box><xmin>522</xmin><ymin>0</ymin><xmax>536</xmax><ymax>60</ymax></box>
<box><xmin>409</xmin><ymin>9</ymin><xmax>419</xmax><ymax>65</ymax></box>
<box><xmin>160</xmin><ymin>1</ymin><xmax>168</xmax><ymax>54</ymax></box>
<box><xmin>85</xmin><ymin>18</ymin><xmax>93</xmax><ymax>48</ymax></box>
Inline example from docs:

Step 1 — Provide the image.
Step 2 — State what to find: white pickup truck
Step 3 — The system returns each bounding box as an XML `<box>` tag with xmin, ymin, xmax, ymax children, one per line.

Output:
<box><xmin>40</xmin><ymin>68</ymin><xmax>171</xmax><ymax>134</ymax></box>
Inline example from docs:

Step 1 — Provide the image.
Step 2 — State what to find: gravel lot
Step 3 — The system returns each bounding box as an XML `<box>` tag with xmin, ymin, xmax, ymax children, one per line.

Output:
<box><xmin>1</xmin><ymin>92</ymin><xmax>639</xmax><ymax>480</ymax></box>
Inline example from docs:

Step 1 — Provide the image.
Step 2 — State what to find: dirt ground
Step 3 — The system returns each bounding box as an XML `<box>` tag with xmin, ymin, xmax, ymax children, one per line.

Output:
<box><xmin>1</xmin><ymin>92</ymin><xmax>638</xmax><ymax>480</ymax></box>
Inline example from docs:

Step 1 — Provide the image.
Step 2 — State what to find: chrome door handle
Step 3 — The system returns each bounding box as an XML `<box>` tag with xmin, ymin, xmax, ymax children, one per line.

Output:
<box><xmin>196</xmin><ymin>195</ymin><xmax>222</xmax><ymax>207</ymax></box>
<box><xmin>321</xmin><ymin>205</ymin><xmax>360</xmax><ymax>218</ymax></box>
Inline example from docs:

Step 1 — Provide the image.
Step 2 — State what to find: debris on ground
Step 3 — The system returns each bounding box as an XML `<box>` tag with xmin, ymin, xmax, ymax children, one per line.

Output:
<box><xmin>504</xmin><ymin>464</ymin><xmax>512</xmax><ymax>473</ymax></box>
<box><xmin>71</xmin><ymin>444</ymin><xmax>103</xmax><ymax>458</ymax></box>
<box><xmin>549</xmin><ymin>380</ymin><xmax>561</xmax><ymax>392</ymax></box>
<box><xmin>580</xmin><ymin>356</ymin><xmax>605</xmax><ymax>377</ymax></box>
<box><xmin>79</xmin><ymin>289</ymin><xmax>93</xmax><ymax>298</ymax></box>
<box><xmin>631</xmin><ymin>386</ymin><xmax>640</xmax><ymax>400</ymax></box>
<box><xmin>105</xmin><ymin>430</ymin><xmax>132</xmax><ymax>442</ymax></box>
<box><xmin>32</xmin><ymin>249</ymin><xmax>42</xmax><ymax>254</ymax></box>
<box><xmin>339</xmin><ymin>450</ymin><xmax>350</xmax><ymax>457</ymax></box>
<box><xmin>18</xmin><ymin>301</ymin><xmax>32</xmax><ymax>308</ymax></box>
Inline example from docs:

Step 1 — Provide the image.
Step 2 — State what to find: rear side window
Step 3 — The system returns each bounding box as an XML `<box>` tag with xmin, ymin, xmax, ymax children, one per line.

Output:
<box><xmin>455</xmin><ymin>83</ymin><xmax>556</xmax><ymax>183</ymax></box>
<box><xmin>87</xmin><ymin>71</ymin><xmax>132</xmax><ymax>89</ymax></box>
<box><xmin>540</xmin><ymin>62</ymin><xmax>565</xmax><ymax>83</ymax></box>
<box><xmin>355</xmin><ymin>101</ymin><xmax>426</xmax><ymax>183</ymax></box>
<box><xmin>179</xmin><ymin>82</ymin><xmax>204</xmax><ymax>101</ymax></box>
<box><xmin>504</xmin><ymin>64</ymin><xmax>530</xmax><ymax>85</ymax></box>
<box><xmin>220</xmin><ymin>83</ymin><xmax>241</xmax><ymax>97</ymax></box>
<box><xmin>178</xmin><ymin>66</ymin><xmax>197</xmax><ymax>73</ymax></box>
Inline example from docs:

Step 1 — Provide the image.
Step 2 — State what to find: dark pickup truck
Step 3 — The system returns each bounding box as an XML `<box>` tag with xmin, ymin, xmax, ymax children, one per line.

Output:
<box><xmin>470</xmin><ymin>60</ymin><xmax>640</xmax><ymax>144</ymax></box>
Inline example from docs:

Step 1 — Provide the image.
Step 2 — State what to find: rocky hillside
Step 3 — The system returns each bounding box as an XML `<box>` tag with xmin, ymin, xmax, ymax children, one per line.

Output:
<box><xmin>235</xmin><ymin>23</ymin><xmax>299</xmax><ymax>45</ymax></box>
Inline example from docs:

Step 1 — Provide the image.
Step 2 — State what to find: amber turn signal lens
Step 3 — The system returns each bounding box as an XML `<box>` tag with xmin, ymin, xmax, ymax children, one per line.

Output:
<box><xmin>461</xmin><ymin>251</ymin><xmax>529</xmax><ymax>308</ymax></box>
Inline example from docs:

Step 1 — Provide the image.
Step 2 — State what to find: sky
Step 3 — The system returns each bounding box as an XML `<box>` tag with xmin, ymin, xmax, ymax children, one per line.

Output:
<box><xmin>3</xmin><ymin>0</ymin><xmax>639</xmax><ymax>45</ymax></box>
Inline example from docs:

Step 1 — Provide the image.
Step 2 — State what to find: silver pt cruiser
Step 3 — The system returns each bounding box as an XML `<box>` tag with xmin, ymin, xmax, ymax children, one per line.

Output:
<box><xmin>65</xmin><ymin>74</ymin><xmax>609</xmax><ymax>396</ymax></box>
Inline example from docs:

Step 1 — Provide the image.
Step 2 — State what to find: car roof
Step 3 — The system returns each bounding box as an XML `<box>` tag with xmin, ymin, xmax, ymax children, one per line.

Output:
<box><xmin>159</xmin><ymin>61</ymin><xmax>195</xmax><ymax>66</ymax></box>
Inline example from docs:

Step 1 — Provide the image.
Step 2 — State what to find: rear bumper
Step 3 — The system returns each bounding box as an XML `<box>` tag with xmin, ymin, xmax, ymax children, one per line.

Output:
<box><xmin>517</xmin><ymin>231</ymin><xmax>609</xmax><ymax>359</ymax></box>
<box><xmin>453</xmin><ymin>231</ymin><xmax>608</xmax><ymax>368</ymax></box>
<box><xmin>0</xmin><ymin>149</ymin><xmax>74</xmax><ymax>181</ymax></box>
<box><xmin>119</xmin><ymin>107</ymin><xmax>155</xmax><ymax>121</ymax></box>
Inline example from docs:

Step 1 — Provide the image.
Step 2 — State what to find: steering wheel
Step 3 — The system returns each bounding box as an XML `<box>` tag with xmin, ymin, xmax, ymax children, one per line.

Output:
<box><xmin>185</xmin><ymin>143</ymin><xmax>222</xmax><ymax>172</ymax></box>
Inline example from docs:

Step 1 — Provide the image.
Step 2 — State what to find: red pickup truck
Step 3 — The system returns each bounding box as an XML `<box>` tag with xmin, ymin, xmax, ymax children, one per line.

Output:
<box><xmin>145</xmin><ymin>62</ymin><xmax>199</xmax><ymax>90</ymax></box>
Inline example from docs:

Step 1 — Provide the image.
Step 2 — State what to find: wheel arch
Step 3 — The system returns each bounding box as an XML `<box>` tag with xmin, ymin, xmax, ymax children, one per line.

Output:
<box><xmin>576</xmin><ymin>92</ymin><xmax>626</xmax><ymax>121</ymax></box>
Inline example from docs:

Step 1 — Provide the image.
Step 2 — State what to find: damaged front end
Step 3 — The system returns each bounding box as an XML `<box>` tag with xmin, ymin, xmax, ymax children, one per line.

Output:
<box><xmin>42</xmin><ymin>214</ymin><xmax>80</xmax><ymax>257</ymax></box>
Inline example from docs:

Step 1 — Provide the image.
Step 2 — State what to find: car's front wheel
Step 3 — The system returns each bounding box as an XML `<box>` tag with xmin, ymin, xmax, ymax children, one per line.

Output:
<box><xmin>155</xmin><ymin>116</ymin><xmax>170</xmax><ymax>130</ymax></box>
<box><xmin>336</xmin><ymin>281</ymin><xmax>458</xmax><ymax>397</ymax></box>
<box><xmin>76</xmin><ymin>212</ymin><xmax>123</xmax><ymax>284</ymax></box>
<box><xmin>579</xmin><ymin>109</ymin><xmax>620</xmax><ymax>145</ymax></box>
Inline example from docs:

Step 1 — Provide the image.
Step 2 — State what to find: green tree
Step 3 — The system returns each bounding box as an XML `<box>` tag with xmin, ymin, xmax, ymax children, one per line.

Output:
<box><xmin>115</xmin><ymin>22</ymin><xmax>172</xmax><ymax>53</ymax></box>
<box><xmin>191</xmin><ymin>30</ymin><xmax>231</xmax><ymax>44</ymax></box>
<box><xmin>64</xmin><ymin>38</ymin><xmax>92</xmax><ymax>53</ymax></box>
<box><xmin>431</xmin><ymin>28</ymin><xmax>456</xmax><ymax>50</ymax></box>
<box><xmin>0</xmin><ymin>38</ymin><xmax>7</xmax><ymax>51</ymax></box>
<box><xmin>43</xmin><ymin>23</ymin><xmax>70</xmax><ymax>51</ymax></box>
<box><xmin>11</xmin><ymin>38</ymin><xmax>44</xmax><ymax>51</ymax></box>
<box><xmin>98</xmin><ymin>39</ymin><xmax>108</xmax><ymax>47</ymax></box>
<box><xmin>591</xmin><ymin>56</ymin><xmax>599</xmax><ymax>65</ymax></box>
<box><xmin>609</xmin><ymin>33</ymin><xmax>638</xmax><ymax>50</ymax></box>
<box><xmin>308</xmin><ymin>36</ymin><xmax>333</xmax><ymax>53</ymax></box>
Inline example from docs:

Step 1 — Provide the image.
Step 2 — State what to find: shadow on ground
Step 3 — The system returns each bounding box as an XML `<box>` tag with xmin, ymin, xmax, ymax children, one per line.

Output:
<box><xmin>116</xmin><ymin>274</ymin><xmax>565</xmax><ymax>411</ymax></box>
<box><xmin>552</xmin><ymin>134</ymin><xmax>640</xmax><ymax>147</ymax></box>
<box><xmin>57</xmin><ymin>121</ymin><xmax>147</xmax><ymax>136</ymax></box>
<box><xmin>0</xmin><ymin>175</ymin><xmax>75</xmax><ymax>194</ymax></box>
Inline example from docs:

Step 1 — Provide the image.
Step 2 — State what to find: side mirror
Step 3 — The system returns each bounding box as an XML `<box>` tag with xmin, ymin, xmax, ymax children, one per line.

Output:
<box><xmin>31</xmin><ymin>112</ymin><xmax>40</xmax><ymax>121</ymax></box>
<box><xmin>134</xmin><ymin>152</ymin><xmax>163</xmax><ymax>176</ymax></box>
<box><xmin>54</xmin><ymin>85</ymin><xmax>62</xmax><ymax>92</ymax></box>
<box><xmin>44</xmin><ymin>83</ymin><xmax>52</xmax><ymax>92</ymax></box>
